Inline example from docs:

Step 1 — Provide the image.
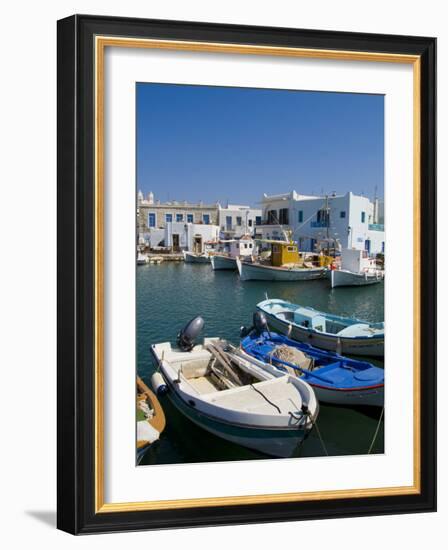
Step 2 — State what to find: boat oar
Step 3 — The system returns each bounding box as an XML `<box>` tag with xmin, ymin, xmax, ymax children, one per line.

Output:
<box><xmin>206</xmin><ymin>343</ymin><xmax>243</xmax><ymax>387</ymax></box>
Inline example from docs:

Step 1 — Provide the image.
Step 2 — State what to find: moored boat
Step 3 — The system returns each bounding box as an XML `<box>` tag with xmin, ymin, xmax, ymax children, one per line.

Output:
<box><xmin>136</xmin><ymin>376</ymin><xmax>166</xmax><ymax>463</ymax></box>
<box><xmin>257</xmin><ymin>299</ymin><xmax>384</xmax><ymax>357</ymax></box>
<box><xmin>151</xmin><ymin>317</ymin><xmax>319</xmax><ymax>458</ymax></box>
<box><xmin>330</xmin><ymin>248</ymin><xmax>384</xmax><ymax>288</ymax></box>
<box><xmin>330</xmin><ymin>268</ymin><xmax>383</xmax><ymax>288</ymax></box>
<box><xmin>211</xmin><ymin>235</ymin><xmax>256</xmax><ymax>271</ymax></box>
<box><xmin>211</xmin><ymin>254</ymin><xmax>237</xmax><ymax>270</ymax></box>
<box><xmin>137</xmin><ymin>252</ymin><xmax>148</xmax><ymax>265</ymax></box>
<box><xmin>236</xmin><ymin>240</ymin><xmax>327</xmax><ymax>281</ymax></box>
<box><xmin>183</xmin><ymin>250</ymin><xmax>211</xmax><ymax>264</ymax></box>
<box><xmin>240</xmin><ymin>314</ymin><xmax>384</xmax><ymax>407</ymax></box>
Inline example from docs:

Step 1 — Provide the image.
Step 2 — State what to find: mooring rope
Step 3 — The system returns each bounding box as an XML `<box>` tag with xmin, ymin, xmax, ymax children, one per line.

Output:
<box><xmin>367</xmin><ymin>406</ymin><xmax>385</xmax><ymax>454</ymax></box>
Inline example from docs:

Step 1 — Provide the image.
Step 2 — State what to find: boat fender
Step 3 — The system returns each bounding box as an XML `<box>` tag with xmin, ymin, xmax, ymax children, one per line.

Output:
<box><xmin>151</xmin><ymin>372</ymin><xmax>168</xmax><ymax>396</ymax></box>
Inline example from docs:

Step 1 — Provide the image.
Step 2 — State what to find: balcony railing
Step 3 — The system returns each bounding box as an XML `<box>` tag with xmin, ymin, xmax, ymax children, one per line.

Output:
<box><xmin>368</xmin><ymin>223</ymin><xmax>384</xmax><ymax>231</ymax></box>
<box><xmin>310</xmin><ymin>221</ymin><xmax>329</xmax><ymax>228</ymax></box>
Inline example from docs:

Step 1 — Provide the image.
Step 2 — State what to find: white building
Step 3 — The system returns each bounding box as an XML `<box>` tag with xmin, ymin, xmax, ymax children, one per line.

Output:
<box><xmin>218</xmin><ymin>204</ymin><xmax>262</xmax><ymax>238</ymax></box>
<box><xmin>163</xmin><ymin>222</ymin><xmax>220</xmax><ymax>253</ymax></box>
<box><xmin>258</xmin><ymin>190</ymin><xmax>385</xmax><ymax>255</ymax></box>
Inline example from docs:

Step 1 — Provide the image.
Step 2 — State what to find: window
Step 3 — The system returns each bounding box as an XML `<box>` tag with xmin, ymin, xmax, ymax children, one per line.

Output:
<box><xmin>298</xmin><ymin>210</ymin><xmax>303</xmax><ymax>223</ymax></box>
<box><xmin>267</xmin><ymin>210</ymin><xmax>277</xmax><ymax>224</ymax></box>
<box><xmin>248</xmin><ymin>219</ymin><xmax>253</xmax><ymax>227</ymax></box>
<box><xmin>226</xmin><ymin>216</ymin><xmax>232</xmax><ymax>228</ymax></box>
<box><xmin>340</xmin><ymin>211</ymin><xmax>346</xmax><ymax>219</ymax></box>
<box><xmin>361</xmin><ymin>211</ymin><xmax>366</xmax><ymax>223</ymax></box>
<box><xmin>279</xmin><ymin>208</ymin><xmax>289</xmax><ymax>225</ymax></box>
<box><xmin>187</xmin><ymin>213</ymin><xmax>194</xmax><ymax>223</ymax></box>
<box><xmin>148</xmin><ymin>213</ymin><xmax>156</xmax><ymax>228</ymax></box>
<box><xmin>382</xmin><ymin>242</ymin><xmax>385</xmax><ymax>253</ymax></box>
<box><xmin>236</xmin><ymin>216</ymin><xmax>242</xmax><ymax>226</ymax></box>
<box><xmin>176</xmin><ymin>213</ymin><xmax>183</xmax><ymax>222</ymax></box>
<box><xmin>316</xmin><ymin>209</ymin><xmax>330</xmax><ymax>226</ymax></box>
<box><xmin>165</xmin><ymin>213</ymin><xmax>173</xmax><ymax>223</ymax></box>
<box><xmin>255</xmin><ymin>216</ymin><xmax>262</xmax><ymax>226</ymax></box>
<box><xmin>203</xmin><ymin>214</ymin><xmax>210</xmax><ymax>225</ymax></box>
<box><xmin>287</xmin><ymin>246</ymin><xmax>297</xmax><ymax>252</ymax></box>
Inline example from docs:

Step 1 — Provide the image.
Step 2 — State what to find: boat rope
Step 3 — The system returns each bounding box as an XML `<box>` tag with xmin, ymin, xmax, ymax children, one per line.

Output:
<box><xmin>367</xmin><ymin>406</ymin><xmax>385</xmax><ymax>454</ymax></box>
<box><xmin>301</xmin><ymin>406</ymin><xmax>329</xmax><ymax>456</ymax></box>
<box><xmin>312</xmin><ymin>418</ymin><xmax>329</xmax><ymax>456</ymax></box>
<box><xmin>249</xmin><ymin>384</ymin><xmax>281</xmax><ymax>414</ymax></box>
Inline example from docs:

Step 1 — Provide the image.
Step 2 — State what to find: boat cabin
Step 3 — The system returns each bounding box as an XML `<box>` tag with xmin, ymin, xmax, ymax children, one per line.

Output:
<box><xmin>341</xmin><ymin>248</ymin><xmax>377</xmax><ymax>273</ymax></box>
<box><xmin>231</xmin><ymin>236</ymin><xmax>254</xmax><ymax>258</ymax></box>
<box><xmin>271</xmin><ymin>241</ymin><xmax>300</xmax><ymax>266</ymax></box>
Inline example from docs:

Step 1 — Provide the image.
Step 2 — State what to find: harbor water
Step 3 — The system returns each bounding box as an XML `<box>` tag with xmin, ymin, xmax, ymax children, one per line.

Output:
<box><xmin>137</xmin><ymin>262</ymin><xmax>384</xmax><ymax>466</ymax></box>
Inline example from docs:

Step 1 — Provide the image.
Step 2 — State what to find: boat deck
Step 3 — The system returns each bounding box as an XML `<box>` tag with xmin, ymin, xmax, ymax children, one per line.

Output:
<box><xmin>208</xmin><ymin>379</ymin><xmax>302</xmax><ymax>415</ymax></box>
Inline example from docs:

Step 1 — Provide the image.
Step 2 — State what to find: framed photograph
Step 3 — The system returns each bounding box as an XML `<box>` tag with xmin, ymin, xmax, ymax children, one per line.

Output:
<box><xmin>57</xmin><ymin>15</ymin><xmax>436</xmax><ymax>534</ymax></box>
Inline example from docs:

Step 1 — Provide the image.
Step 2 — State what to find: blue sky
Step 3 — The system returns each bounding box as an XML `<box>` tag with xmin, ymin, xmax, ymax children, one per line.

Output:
<box><xmin>136</xmin><ymin>83</ymin><xmax>384</xmax><ymax>206</ymax></box>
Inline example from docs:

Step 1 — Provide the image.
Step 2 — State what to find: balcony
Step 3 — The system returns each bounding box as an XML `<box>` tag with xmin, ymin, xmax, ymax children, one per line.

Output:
<box><xmin>310</xmin><ymin>221</ymin><xmax>329</xmax><ymax>228</ymax></box>
<box><xmin>368</xmin><ymin>224</ymin><xmax>384</xmax><ymax>231</ymax></box>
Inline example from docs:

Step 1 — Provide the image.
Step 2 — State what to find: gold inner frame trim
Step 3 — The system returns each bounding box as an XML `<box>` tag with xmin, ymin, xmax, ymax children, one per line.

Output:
<box><xmin>94</xmin><ymin>35</ymin><xmax>421</xmax><ymax>513</ymax></box>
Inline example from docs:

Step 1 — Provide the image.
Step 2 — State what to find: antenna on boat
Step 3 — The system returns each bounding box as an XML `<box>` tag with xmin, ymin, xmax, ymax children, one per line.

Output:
<box><xmin>264</xmin><ymin>291</ymin><xmax>269</xmax><ymax>301</ymax></box>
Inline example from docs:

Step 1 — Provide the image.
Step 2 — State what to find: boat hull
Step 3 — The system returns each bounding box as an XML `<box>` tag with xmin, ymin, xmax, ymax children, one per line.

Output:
<box><xmin>166</xmin><ymin>385</ymin><xmax>308</xmax><ymax>458</ymax></box>
<box><xmin>211</xmin><ymin>255</ymin><xmax>237</xmax><ymax>270</ymax></box>
<box><xmin>183</xmin><ymin>251</ymin><xmax>211</xmax><ymax>264</ymax></box>
<box><xmin>311</xmin><ymin>384</ymin><xmax>384</xmax><ymax>407</ymax></box>
<box><xmin>258</xmin><ymin>309</ymin><xmax>384</xmax><ymax>357</ymax></box>
<box><xmin>237</xmin><ymin>258</ymin><xmax>325</xmax><ymax>281</ymax></box>
<box><xmin>331</xmin><ymin>269</ymin><xmax>384</xmax><ymax>288</ymax></box>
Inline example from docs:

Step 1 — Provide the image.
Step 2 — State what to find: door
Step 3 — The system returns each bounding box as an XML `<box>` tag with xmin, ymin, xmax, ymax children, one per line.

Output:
<box><xmin>172</xmin><ymin>234</ymin><xmax>180</xmax><ymax>252</ymax></box>
<box><xmin>365</xmin><ymin>239</ymin><xmax>371</xmax><ymax>254</ymax></box>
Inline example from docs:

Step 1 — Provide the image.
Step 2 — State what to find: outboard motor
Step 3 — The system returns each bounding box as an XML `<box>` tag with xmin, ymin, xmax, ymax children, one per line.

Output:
<box><xmin>177</xmin><ymin>316</ymin><xmax>204</xmax><ymax>351</ymax></box>
<box><xmin>253</xmin><ymin>311</ymin><xmax>269</xmax><ymax>335</ymax></box>
<box><xmin>240</xmin><ymin>311</ymin><xmax>270</xmax><ymax>338</ymax></box>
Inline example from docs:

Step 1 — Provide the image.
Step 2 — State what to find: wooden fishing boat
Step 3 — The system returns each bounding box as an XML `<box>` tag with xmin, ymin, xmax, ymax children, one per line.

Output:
<box><xmin>211</xmin><ymin>236</ymin><xmax>256</xmax><ymax>270</ymax></box>
<box><xmin>211</xmin><ymin>254</ymin><xmax>237</xmax><ymax>270</ymax></box>
<box><xmin>330</xmin><ymin>249</ymin><xmax>384</xmax><ymax>288</ymax></box>
<box><xmin>236</xmin><ymin>240</ymin><xmax>327</xmax><ymax>281</ymax></box>
<box><xmin>330</xmin><ymin>268</ymin><xmax>384</xmax><ymax>288</ymax></box>
<box><xmin>151</xmin><ymin>336</ymin><xmax>319</xmax><ymax>458</ymax></box>
<box><xmin>241</xmin><ymin>325</ymin><xmax>384</xmax><ymax>407</ymax></box>
<box><xmin>183</xmin><ymin>250</ymin><xmax>211</xmax><ymax>264</ymax></box>
<box><xmin>257</xmin><ymin>299</ymin><xmax>384</xmax><ymax>357</ymax></box>
<box><xmin>136</xmin><ymin>376</ymin><xmax>166</xmax><ymax>463</ymax></box>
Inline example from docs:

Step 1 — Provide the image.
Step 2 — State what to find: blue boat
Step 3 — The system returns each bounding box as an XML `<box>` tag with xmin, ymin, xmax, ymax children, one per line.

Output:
<box><xmin>241</xmin><ymin>326</ymin><xmax>384</xmax><ymax>407</ymax></box>
<box><xmin>257</xmin><ymin>298</ymin><xmax>384</xmax><ymax>357</ymax></box>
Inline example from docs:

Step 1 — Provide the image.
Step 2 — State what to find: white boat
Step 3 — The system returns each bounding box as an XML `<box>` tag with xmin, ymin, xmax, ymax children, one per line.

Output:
<box><xmin>211</xmin><ymin>236</ymin><xmax>256</xmax><ymax>271</ymax></box>
<box><xmin>236</xmin><ymin>240</ymin><xmax>327</xmax><ymax>281</ymax></box>
<box><xmin>151</xmin><ymin>337</ymin><xmax>318</xmax><ymax>458</ymax></box>
<box><xmin>183</xmin><ymin>250</ymin><xmax>211</xmax><ymax>264</ymax></box>
<box><xmin>257</xmin><ymin>299</ymin><xmax>384</xmax><ymax>357</ymax></box>
<box><xmin>211</xmin><ymin>254</ymin><xmax>237</xmax><ymax>270</ymax></box>
<box><xmin>237</xmin><ymin>257</ymin><xmax>325</xmax><ymax>281</ymax></box>
<box><xmin>330</xmin><ymin>249</ymin><xmax>384</xmax><ymax>288</ymax></box>
<box><xmin>137</xmin><ymin>253</ymin><xmax>148</xmax><ymax>265</ymax></box>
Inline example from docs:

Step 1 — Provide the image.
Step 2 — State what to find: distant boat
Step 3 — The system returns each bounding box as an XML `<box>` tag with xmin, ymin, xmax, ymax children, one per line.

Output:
<box><xmin>241</xmin><ymin>324</ymin><xmax>384</xmax><ymax>407</ymax></box>
<box><xmin>211</xmin><ymin>235</ymin><xmax>256</xmax><ymax>271</ymax></box>
<box><xmin>257</xmin><ymin>299</ymin><xmax>384</xmax><ymax>357</ymax></box>
<box><xmin>137</xmin><ymin>253</ymin><xmax>148</xmax><ymax>265</ymax></box>
<box><xmin>136</xmin><ymin>376</ymin><xmax>166</xmax><ymax>463</ymax></box>
<box><xmin>151</xmin><ymin>319</ymin><xmax>319</xmax><ymax>458</ymax></box>
<box><xmin>330</xmin><ymin>249</ymin><xmax>384</xmax><ymax>288</ymax></box>
<box><xmin>211</xmin><ymin>254</ymin><xmax>237</xmax><ymax>270</ymax></box>
<box><xmin>183</xmin><ymin>251</ymin><xmax>211</xmax><ymax>264</ymax></box>
<box><xmin>236</xmin><ymin>240</ymin><xmax>327</xmax><ymax>281</ymax></box>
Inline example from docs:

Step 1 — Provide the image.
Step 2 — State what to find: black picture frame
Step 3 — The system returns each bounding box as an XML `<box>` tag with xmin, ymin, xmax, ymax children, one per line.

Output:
<box><xmin>57</xmin><ymin>14</ymin><xmax>436</xmax><ymax>534</ymax></box>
